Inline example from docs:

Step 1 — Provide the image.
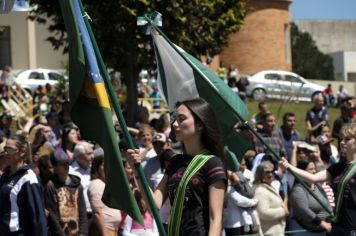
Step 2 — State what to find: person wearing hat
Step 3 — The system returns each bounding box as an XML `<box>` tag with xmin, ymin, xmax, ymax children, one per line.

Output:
<box><xmin>0</xmin><ymin>112</ymin><xmax>14</xmax><ymax>138</ymax></box>
<box><xmin>143</xmin><ymin>132</ymin><xmax>173</xmax><ymax>229</ymax></box>
<box><xmin>46</xmin><ymin>111</ymin><xmax>62</xmax><ymax>141</ymax></box>
<box><xmin>44</xmin><ymin>150</ymin><xmax>88</xmax><ymax>236</ymax></box>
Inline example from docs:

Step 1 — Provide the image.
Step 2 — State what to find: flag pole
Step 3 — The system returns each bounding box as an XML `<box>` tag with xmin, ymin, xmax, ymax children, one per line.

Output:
<box><xmin>146</xmin><ymin>16</ymin><xmax>333</xmax><ymax>217</ymax></box>
<box><xmin>77</xmin><ymin>2</ymin><xmax>167</xmax><ymax>235</ymax></box>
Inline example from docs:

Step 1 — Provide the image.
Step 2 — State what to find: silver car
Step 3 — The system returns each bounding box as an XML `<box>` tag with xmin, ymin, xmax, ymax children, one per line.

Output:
<box><xmin>245</xmin><ymin>70</ymin><xmax>325</xmax><ymax>101</ymax></box>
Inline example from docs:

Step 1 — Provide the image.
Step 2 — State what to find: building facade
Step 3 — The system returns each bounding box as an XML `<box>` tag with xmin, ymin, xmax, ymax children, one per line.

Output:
<box><xmin>295</xmin><ymin>20</ymin><xmax>356</xmax><ymax>82</ymax></box>
<box><xmin>0</xmin><ymin>11</ymin><xmax>67</xmax><ymax>71</ymax></box>
<box><xmin>220</xmin><ymin>0</ymin><xmax>293</xmax><ymax>75</ymax></box>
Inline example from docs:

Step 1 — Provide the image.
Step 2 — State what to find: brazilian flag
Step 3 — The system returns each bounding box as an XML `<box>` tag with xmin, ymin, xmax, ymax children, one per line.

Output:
<box><xmin>59</xmin><ymin>0</ymin><xmax>143</xmax><ymax>224</ymax></box>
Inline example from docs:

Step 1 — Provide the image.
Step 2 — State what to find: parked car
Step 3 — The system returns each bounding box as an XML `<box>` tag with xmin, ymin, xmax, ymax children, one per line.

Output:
<box><xmin>14</xmin><ymin>69</ymin><xmax>66</xmax><ymax>95</ymax></box>
<box><xmin>245</xmin><ymin>70</ymin><xmax>325</xmax><ymax>101</ymax></box>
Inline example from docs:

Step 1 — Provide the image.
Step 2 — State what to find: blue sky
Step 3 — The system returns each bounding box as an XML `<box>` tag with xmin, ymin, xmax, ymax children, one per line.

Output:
<box><xmin>291</xmin><ymin>0</ymin><xmax>356</xmax><ymax>20</ymax></box>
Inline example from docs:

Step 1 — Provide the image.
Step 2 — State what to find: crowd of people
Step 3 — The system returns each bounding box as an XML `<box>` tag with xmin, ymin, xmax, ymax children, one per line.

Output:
<box><xmin>0</xmin><ymin>64</ymin><xmax>356</xmax><ymax>236</ymax></box>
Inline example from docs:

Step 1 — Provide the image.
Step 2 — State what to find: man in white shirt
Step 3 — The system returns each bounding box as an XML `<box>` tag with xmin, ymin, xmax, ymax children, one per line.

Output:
<box><xmin>69</xmin><ymin>141</ymin><xmax>94</xmax><ymax>217</ymax></box>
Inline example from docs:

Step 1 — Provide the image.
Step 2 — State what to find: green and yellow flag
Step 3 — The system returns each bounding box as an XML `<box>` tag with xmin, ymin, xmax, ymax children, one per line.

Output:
<box><xmin>59</xmin><ymin>0</ymin><xmax>143</xmax><ymax>224</ymax></box>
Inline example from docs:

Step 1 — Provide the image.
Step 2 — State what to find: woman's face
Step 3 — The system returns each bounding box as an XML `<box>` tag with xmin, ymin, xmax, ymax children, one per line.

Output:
<box><xmin>321</xmin><ymin>126</ymin><xmax>331</xmax><ymax>138</ymax></box>
<box><xmin>305</xmin><ymin>162</ymin><xmax>316</xmax><ymax>174</ymax></box>
<box><xmin>262</xmin><ymin>166</ymin><xmax>274</xmax><ymax>185</ymax></box>
<box><xmin>4</xmin><ymin>139</ymin><xmax>22</xmax><ymax>166</ymax></box>
<box><xmin>340</xmin><ymin>135</ymin><xmax>356</xmax><ymax>159</ymax></box>
<box><xmin>140</xmin><ymin>130</ymin><xmax>153</xmax><ymax>147</ymax></box>
<box><xmin>67</xmin><ymin>129</ymin><xmax>78</xmax><ymax>144</ymax></box>
<box><xmin>172</xmin><ymin>104</ymin><xmax>199</xmax><ymax>142</ymax></box>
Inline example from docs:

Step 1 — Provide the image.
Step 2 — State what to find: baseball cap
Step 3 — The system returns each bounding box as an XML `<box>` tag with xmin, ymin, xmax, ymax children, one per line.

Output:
<box><xmin>295</xmin><ymin>141</ymin><xmax>317</xmax><ymax>152</ymax></box>
<box><xmin>153</xmin><ymin>133</ymin><xmax>167</xmax><ymax>143</ymax></box>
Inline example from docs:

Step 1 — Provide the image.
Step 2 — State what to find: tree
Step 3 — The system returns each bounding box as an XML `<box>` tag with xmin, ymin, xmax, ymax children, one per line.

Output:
<box><xmin>291</xmin><ymin>22</ymin><xmax>334</xmax><ymax>80</ymax></box>
<box><xmin>29</xmin><ymin>0</ymin><xmax>247</xmax><ymax>125</ymax></box>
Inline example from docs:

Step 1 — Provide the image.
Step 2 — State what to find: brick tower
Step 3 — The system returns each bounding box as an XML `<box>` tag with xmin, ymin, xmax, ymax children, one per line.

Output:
<box><xmin>220</xmin><ymin>0</ymin><xmax>293</xmax><ymax>75</ymax></box>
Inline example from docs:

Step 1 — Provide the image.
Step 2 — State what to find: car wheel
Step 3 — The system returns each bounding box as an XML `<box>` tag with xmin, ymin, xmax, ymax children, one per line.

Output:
<box><xmin>252</xmin><ymin>88</ymin><xmax>266</xmax><ymax>101</ymax></box>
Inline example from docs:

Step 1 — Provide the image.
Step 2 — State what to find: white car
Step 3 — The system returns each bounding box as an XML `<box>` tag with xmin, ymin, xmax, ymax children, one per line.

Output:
<box><xmin>14</xmin><ymin>68</ymin><xmax>66</xmax><ymax>95</ymax></box>
<box><xmin>245</xmin><ymin>70</ymin><xmax>325</xmax><ymax>101</ymax></box>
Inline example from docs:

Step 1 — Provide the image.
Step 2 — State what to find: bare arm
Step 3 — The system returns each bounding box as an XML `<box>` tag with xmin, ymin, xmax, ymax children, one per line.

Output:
<box><xmin>127</xmin><ymin>149</ymin><xmax>168</xmax><ymax>210</ymax></box>
<box><xmin>208</xmin><ymin>180</ymin><xmax>226</xmax><ymax>236</ymax></box>
<box><xmin>290</xmin><ymin>142</ymin><xmax>298</xmax><ymax>167</ymax></box>
<box><xmin>280</xmin><ymin>159</ymin><xmax>331</xmax><ymax>183</ymax></box>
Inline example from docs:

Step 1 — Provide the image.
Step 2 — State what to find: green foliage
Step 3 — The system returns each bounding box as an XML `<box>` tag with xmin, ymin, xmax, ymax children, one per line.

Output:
<box><xmin>291</xmin><ymin>23</ymin><xmax>335</xmax><ymax>80</ymax></box>
<box><xmin>29</xmin><ymin>0</ymin><xmax>247</xmax><ymax>69</ymax></box>
<box><xmin>28</xmin><ymin>0</ymin><xmax>247</xmax><ymax>124</ymax></box>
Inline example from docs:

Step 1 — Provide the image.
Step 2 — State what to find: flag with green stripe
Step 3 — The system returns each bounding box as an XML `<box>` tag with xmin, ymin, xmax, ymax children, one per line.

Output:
<box><xmin>59</xmin><ymin>0</ymin><xmax>143</xmax><ymax>224</ymax></box>
<box><xmin>151</xmin><ymin>28</ymin><xmax>252</xmax><ymax>165</ymax></box>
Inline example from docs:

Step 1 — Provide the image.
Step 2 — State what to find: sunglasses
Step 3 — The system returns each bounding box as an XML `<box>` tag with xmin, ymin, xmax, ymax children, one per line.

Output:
<box><xmin>1</xmin><ymin>146</ymin><xmax>19</xmax><ymax>155</ymax></box>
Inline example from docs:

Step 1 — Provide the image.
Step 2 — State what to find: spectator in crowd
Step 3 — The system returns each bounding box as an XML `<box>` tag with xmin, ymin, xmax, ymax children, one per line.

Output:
<box><xmin>0</xmin><ymin>112</ymin><xmax>14</xmax><ymax>138</ymax></box>
<box><xmin>228</xmin><ymin>65</ymin><xmax>239</xmax><ymax>82</ymax></box>
<box><xmin>143</xmin><ymin>132</ymin><xmax>172</xmax><ymax>189</ymax></box>
<box><xmin>137</xmin><ymin>124</ymin><xmax>156</xmax><ymax>167</ymax></box>
<box><xmin>44</xmin><ymin>150</ymin><xmax>88</xmax><ymax>236</ymax></box>
<box><xmin>155</xmin><ymin>113</ymin><xmax>171</xmax><ymax>138</ymax></box>
<box><xmin>61</xmin><ymin>123</ymin><xmax>80</xmax><ymax>161</ymax></box>
<box><xmin>224</xmin><ymin>171</ymin><xmax>260</xmax><ymax>235</ymax></box>
<box><xmin>0</xmin><ymin>133</ymin><xmax>47</xmax><ymax>235</ymax></box>
<box><xmin>239</xmin><ymin>154</ymin><xmax>255</xmax><ymax>185</ymax></box>
<box><xmin>121</xmin><ymin>189</ymin><xmax>158</xmax><ymax>236</ymax></box>
<box><xmin>217</xmin><ymin>61</ymin><xmax>227</xmax><ymax>82</ymax></box>
<box><xmin>228</xmin><ymin>79</ymin><xmax>239</xmax><ymax>97</ymax></box>
<box><xmin>46</xmin><ymin>111</ymin><xmax>62</xmax><ymax>140</ymax></box>
<box><xmin>289</xmin><ymin>160</ymin><xmax>332</xmax><ymax>235</ymax></box>
<box><xmin>88</xmin><ymin>153</ymin><xmax>121</xmax><ymax>236</ymax></box>
<box><xmin>306</xmin><ymin>94</ymin><xmax>328</xmax><ymax>142</ymax></box>
<box><xmin>253</xmin><ymin>112</ymin><xmax>287</xmax><ymax>159</ymax></box>
<box><xmin>280</xmin><ymin>123</ymin><xmax>356</xmax><ymax>235</ymax></box>
<box><xmin>332</xmin><ymin>103</ymin><xmax>353</xmax><ymax>146</ymax></box>
<box><xmin>323</xmin><ymin>83</ymin><xmax>336</xmax><ymax>106</ymax></box>
<box><xmin>127</xmin><ymin>98</ymin><xmax>227</xmax><ymax>236</ymax></box>
<box><xmin>143</xmin><ymin>133</ymin><xmax>173</xmax><ymax>227</ymax></box>
<box><xmin>278</xmin><ymin>112</ymin><xmax>301</xmax><ymax>161</ymax></box>
<box><xmin>254</xmin><ymin>161</ymin><xmax>287</xmax><ymax>236</ymax></box>
<box><xmin>251</xmin><ymin>101</ymin><xmax>269</xmax><ymax>131</ymax></box>
<box><xmin>336</xmin><ymin>85</ymin><xmax>349</xmax><ymax>106</ymax></box>
<box><xmin>236</xmin><ymin>76</ymin><xmax>249</xmax><ymax>103</ymax></box>
<box><xmin>0</xmin><ymin>66</ymin><xmax>14</xmax><ymax>99</ymax></box>
<box><xmin>69</xmin><ymin>141</ymin><xmax>95</xmax><ymax>218</ymax></box>
<box><xmin>37</xmin><ymin>154</ymin><xmax>54</xmax><ymax>186</ymax></box>
<box><xmin>149</xmin><ymin>85</ymin><xmax>161</xmax><ymax>110</ymax></box>
<box><xmin>317</xmin><ymin>126</ymin><xmax>338</xmax><ymax>164</ymax></box>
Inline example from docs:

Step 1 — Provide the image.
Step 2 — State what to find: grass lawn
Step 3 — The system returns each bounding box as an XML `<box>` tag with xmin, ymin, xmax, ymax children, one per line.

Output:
<box><xmin>245</xmin><ymin>99</ymin><xmax>340</xmax><ymax>139</ymax></box>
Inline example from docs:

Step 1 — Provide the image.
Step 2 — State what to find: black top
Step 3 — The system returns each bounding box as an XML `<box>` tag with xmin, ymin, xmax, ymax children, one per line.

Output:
<box><xmin>165</xmin><ymin>154</ymin><xmax>227</xmax><ymax>236</ymax></box>
<box><xmin>0</xmin><ymin>165</ymin><xmax>47</xmax><ymax>236</ymax></box>
<box><xmin>328</xmin><ymin>162</ymin><xmax>356</xmax><ymax>229</ymax></box>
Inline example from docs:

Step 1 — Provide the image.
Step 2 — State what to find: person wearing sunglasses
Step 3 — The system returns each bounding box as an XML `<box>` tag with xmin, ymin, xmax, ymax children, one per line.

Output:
<box><xmin>254</xmin><ymin>160</ymin><xmax>288</xmax><ymax>236</ymax></box>
<box><xmin>0</xmin><ymin>133</ymin><xmax>47</xmax><ymax>235</ymax></box>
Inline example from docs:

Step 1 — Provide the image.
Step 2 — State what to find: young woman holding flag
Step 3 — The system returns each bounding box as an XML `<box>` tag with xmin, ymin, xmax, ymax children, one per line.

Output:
<box><xmin>127</xmin><ymin>98</ymin><xmax>227</xmax><ymax>236</ymax></box>
<box><xmin>280</xmin><ymin>122</ymin><xmax>356</xmax><ymax>236</ymax></box>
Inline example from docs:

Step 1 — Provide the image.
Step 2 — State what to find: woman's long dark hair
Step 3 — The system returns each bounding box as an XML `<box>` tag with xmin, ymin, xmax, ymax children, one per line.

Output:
<box><xmin>91</xmin><ymin>155</ymin><xmax>104</xmax><ymax>180</ymax></box>
<box><xmin>177</xmin><ymin>98</ymin><xmax>226</xmax><ymax>162</ymax></box>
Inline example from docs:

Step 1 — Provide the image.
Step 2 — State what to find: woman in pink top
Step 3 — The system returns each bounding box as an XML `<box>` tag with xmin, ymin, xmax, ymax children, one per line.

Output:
<box><xmin>88</xmin><ymin>154</ymin><xmax>121</xmax><ymax>236</ymax></box>
<box><xmin>121</xmin><ymin>189</ymin><xmax>158</xmax><ymax>236</ymax></box>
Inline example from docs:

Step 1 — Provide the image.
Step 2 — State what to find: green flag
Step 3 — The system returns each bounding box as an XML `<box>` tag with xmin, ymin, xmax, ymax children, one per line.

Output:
<box><xmin>59</xmin><ymin>0</ymin><xmax>143</xmax><ymax>224</ymax></box>
<box><xmin>151</xmin><ymin>27</ymin><xmax>252</xmax><ymax>166</ymax></box>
